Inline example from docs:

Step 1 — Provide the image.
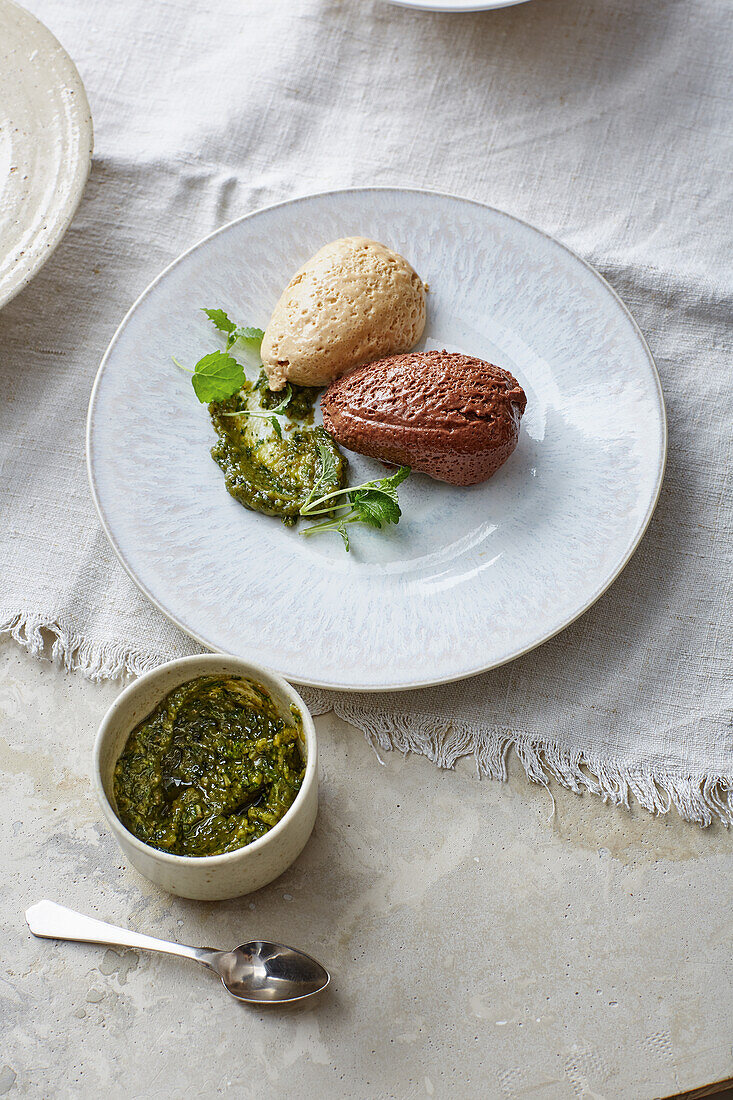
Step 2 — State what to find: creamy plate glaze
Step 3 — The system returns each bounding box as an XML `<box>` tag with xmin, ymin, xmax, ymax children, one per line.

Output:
<box><xmin>87</xmin><ymin>189</ymin><xmax>666</xmax><ymax>691</ymax></box>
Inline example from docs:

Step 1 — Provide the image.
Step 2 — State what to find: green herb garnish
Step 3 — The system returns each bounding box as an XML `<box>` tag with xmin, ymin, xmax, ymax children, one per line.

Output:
<box><xmin>173</xmin><ymin>350</ymin><xmax>246</xmax><ymax>403</ymax></box>
<box><xmin>173</xmin><ymin>315</ymin><xmax>266</xmax><ymax>405</ymax></box>
<box><xmin>202</xmin><ymin>308</ymin><xmax>236</xmax><ymax>337</ymax></box>
<box><xmin>180</xmin><ymin>313</ymin><xmax>295</xmax><ymax>420</ymax></box>
<box><xmin>202</xmin><ymin>308</ymin><xmax>264</xmax><ymax>353</ymax></box>
<box><xmin>300</xmin><ymin>442</ymin><xmax>410</xmax><ymax>550</ymax></box>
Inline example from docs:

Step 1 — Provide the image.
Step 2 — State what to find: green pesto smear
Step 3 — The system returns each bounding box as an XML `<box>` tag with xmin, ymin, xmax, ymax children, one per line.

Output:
<box><xmin>254</xmin><ymin>370</ymin><xmax>318</xmax><ymax>423</ymax></box>
<box><xmin>113</xmin><ymin>676</ymin><xmax>305</xmax><ymax>857</ymax></box>
<box><xmin>209</xmin><ymin>373</ymin><xmax>345</xmax><ymax>526</ymax></box>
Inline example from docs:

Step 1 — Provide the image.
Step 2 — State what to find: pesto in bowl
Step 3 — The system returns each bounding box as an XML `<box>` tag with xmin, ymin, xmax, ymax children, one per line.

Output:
<box><xmin>112</xmin><ymin>675</ymin><xmax>305</xmax><ymax>857</ymax></box>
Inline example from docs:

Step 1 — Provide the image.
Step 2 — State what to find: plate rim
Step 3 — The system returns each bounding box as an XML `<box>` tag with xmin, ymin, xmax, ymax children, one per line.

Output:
<box><xmin>86</xmin><ymin>185</ymin><xmax>667</xmax><ymax>692</ymax></box>
<box><xmin>0</xmin><ymin>0</ymin><xmax>94</xmax><ymax>310</ymax></box>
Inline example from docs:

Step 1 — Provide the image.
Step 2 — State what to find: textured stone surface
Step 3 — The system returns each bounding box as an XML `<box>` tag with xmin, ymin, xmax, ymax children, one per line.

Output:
<box><xmin>0</xmin><ymin>636</ymin><xmax>731</xmax><ymax>1099</ymax></box>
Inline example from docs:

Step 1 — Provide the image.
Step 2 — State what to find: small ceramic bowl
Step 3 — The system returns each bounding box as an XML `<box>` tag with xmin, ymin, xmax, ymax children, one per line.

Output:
<box><xmin>93</xmin><ymin>654</ymin><xmax>318</xmax><ymax>901</ymax></box>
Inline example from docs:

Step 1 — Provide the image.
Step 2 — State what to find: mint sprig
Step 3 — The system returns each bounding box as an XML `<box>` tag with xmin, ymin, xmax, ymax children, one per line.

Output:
<box><xmin>300</xmin><ymin>443</ymin><xmax>410</xmax><ymax>550</ymax></box>
<box><xmin>173</xmin><ymin>311</ymin><xmax>265</xmax><ymax>404</ymax></box>
<box><xmin>202</xmin><ymin>308</ymin><xmax>264</xmax><ymax>353</ymax></box>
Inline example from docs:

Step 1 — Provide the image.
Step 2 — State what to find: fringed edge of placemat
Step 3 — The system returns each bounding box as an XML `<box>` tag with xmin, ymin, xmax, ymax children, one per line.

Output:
<box><xmin>1</xmin><ymin>612</ymin><xmax>165</xmax><ymax>683</ymax></box>
<box><xmin>301</xmin><ymin>690</ymin><xmax>733</xmax><ymax>830</ymax></box>
<box><xmin>3</xmin><ymin>612</ymin><xmax>731</xmax><ymax>828</ymax></box>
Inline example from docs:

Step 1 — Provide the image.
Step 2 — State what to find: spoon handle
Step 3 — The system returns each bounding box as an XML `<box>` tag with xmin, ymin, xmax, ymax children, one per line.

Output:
<box><xmin>26</xmin><ymin>900</ymin><xmax>213</xmax><ymax>964</ymax></box>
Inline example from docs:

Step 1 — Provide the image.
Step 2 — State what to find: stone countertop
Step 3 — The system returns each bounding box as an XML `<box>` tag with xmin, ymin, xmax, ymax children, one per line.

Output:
<box><xmin>0</xmin><ymin>637</ymin><xmax>731</xmax><ymax>1099</ymax></box>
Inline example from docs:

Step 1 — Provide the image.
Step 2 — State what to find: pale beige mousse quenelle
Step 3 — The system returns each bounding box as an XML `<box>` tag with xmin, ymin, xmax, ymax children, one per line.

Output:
<box><xmin>261</xmin><ymin>237</ymin><xmax>427</xmax><ymax>391</ymax></box>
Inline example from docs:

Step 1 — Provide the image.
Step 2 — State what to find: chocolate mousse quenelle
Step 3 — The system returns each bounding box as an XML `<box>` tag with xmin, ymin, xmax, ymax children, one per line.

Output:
<box><xmin>321</xmin><ymin>350</ymin><xmax>527</xmax><ymax>486</ymax></box>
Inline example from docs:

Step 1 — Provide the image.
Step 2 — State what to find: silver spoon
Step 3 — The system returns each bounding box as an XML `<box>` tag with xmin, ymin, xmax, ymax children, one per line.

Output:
<box><xmin>26</xmin><ymin>900</ymin><xmax>330</xmax><ymax>1005</ymax></box>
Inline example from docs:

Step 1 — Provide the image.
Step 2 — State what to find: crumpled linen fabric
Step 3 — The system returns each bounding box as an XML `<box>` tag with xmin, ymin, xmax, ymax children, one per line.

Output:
<box><xmin>1</xmin><ymin>0</ymin><xmax>731</xmax><ymax>823</ymax></box>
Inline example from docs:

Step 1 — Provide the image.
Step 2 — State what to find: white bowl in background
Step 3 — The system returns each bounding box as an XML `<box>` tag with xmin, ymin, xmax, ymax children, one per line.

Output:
<box><xmin>0</xmin><ymin>0</ymin><xmax>93</xmax><ymax>310</ymax></box>
<box><xmin>93</xmin><ymin>654</ymin><xmax>317</xmax><ymax>901</ymax></box>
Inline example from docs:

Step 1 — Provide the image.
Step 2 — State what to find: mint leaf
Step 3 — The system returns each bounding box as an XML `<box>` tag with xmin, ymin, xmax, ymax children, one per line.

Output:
<box><xmin>191</xmin><ymin>351</ymin><xmax>245</xmax><ymax>403</ymax></box>
<box><xmin>358</xmin><ymin>465</ymin><xmax>410</xmax><ymax>505</ymax></box>
<box><xmin>350</xmin><ymin>487</ymin><xmax>401</xmax><ymax>528</ymax></box>
<box><xmin>300</xmin><ymin>438</ymin><xmax>340</xmax><ymax>512</ymax></box>
<box><xmin>231</xmin><ymin>326</ymin><xmax>265</xmax><ymax>343</ymax></box>
<box><xmin>301</xmin><ymin>463</ymin><xmax>409</xmax><ymax>518</ymax></box>
<box><xmin>203</xmin><ymin>309</ymin><xmax>264</xmax><ymax>352</ymax></box>
<box><xmin>229</xmin><ymin>325</ymin><xmax>265</xmax><ymax>353</ymax></box>
<box><xmin>315</xmin><ymin>438</ymin><xmax>339</xmax><ymax>488</ymax></box>
<box><xmin>202</xmin><ymin>308</ymin><xmax>236</xmax><ymax>335</ymax></box>
<box><xmin>301</xmin><ymin>515</ymin><xmax>352</xmax><ymax>551</ymax></box>
<box><xmin>382</xmin><ymin>464</ymin><xmax>411</xmax><ymax>490</ymax></box>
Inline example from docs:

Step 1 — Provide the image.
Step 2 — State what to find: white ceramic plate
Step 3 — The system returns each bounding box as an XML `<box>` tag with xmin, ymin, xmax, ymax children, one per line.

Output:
<box><xmin>0</xmin><ymin>0</ymin><xmax>93</xmax><ymax>310</ymax></box>
<box><xmin>87</xmin><ymin>188</ymin><xmax>666</xmax><ymax>692</ymax></box>
<box><xmin>385</xmin><ymin>0</ymin><xmax>531</xmax><ymax>11</ymax></box>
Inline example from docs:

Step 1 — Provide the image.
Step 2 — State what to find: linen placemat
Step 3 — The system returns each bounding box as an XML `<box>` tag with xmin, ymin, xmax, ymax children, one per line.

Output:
<box><xmin>1</xmin><ymin>0</ymin><xmax>731</xmax><ymax>824</ymax></box>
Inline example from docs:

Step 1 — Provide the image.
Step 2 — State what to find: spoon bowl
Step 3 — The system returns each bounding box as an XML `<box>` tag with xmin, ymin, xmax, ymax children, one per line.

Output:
<box><xmin>211</xmin><ymin>941</ymin><xmax>330</xmax><ymax>1003</ymax></box>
